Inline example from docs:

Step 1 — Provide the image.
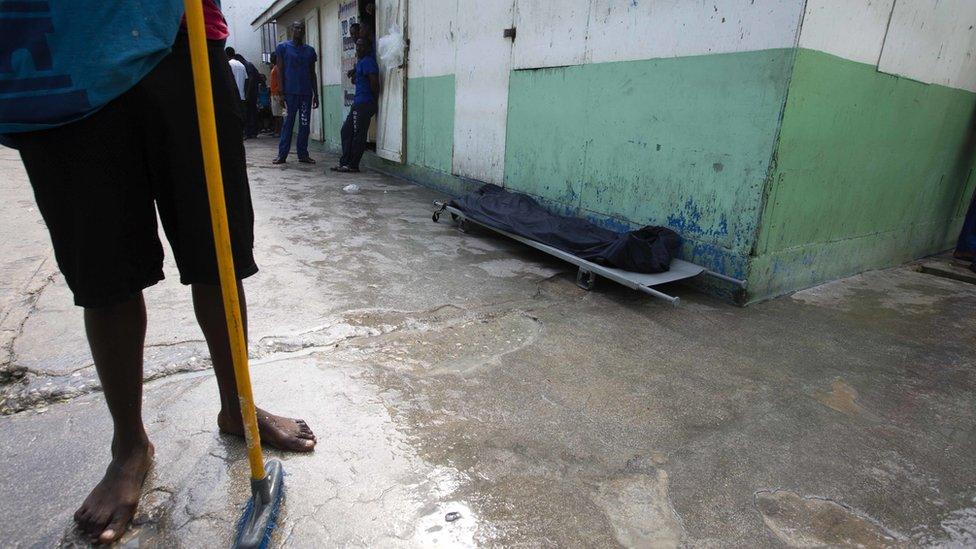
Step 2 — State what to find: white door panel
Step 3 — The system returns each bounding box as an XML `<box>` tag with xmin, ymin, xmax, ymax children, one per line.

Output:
<box><xmin>452</xmin><ymin>1</ymin><xmax>514</xmax><ymax>183</ymax></box>
<box><xmin>376</xmin><ymin>0</ymin><xmax>407</xmax><ymax>162</ymax></box>
<box><xmin>304</xmin><ymin>9</ymin><xmax>323</xmax><ymax>141</ymax></box>
<box><xmin>511</xmin><ymin>0</ymin><xmax>588</xmax><ymax>69</ymax></box>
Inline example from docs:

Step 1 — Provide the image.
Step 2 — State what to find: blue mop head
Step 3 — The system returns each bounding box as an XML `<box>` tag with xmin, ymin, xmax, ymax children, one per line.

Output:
<box><xmin>234</xmin><ymin>459</ymin><xmax>285</xmax><ymax>549</ymax></box>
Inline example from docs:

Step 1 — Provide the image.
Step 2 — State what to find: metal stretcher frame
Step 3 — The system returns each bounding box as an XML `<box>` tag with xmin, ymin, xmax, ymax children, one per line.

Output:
<box><xmin>433</xmin><ymin>201</ymin><xmax>746</xmax><ymax>307</ymax></box>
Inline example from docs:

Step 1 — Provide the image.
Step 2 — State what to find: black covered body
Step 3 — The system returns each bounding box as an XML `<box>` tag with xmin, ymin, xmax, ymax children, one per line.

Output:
<box><xmin>450</xmin><ymin>185</ymin><xmax>680</xmax><ymax>273</ymax></box>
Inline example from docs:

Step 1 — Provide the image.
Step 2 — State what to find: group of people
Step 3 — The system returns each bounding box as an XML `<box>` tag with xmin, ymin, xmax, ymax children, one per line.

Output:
<box><xmin>226</xmin><ymin>47</ymin><xmax>263</xmax><ymax>139</ymax></box>
<box><xmin>264</xmin><ymin>21</ymin><xmax>379</xmax><ymax>173</ymax></box>
<box><xmin>221</xmin><ymin>19</ymin><xmax>379</xmax><ymax>173</ymax></box>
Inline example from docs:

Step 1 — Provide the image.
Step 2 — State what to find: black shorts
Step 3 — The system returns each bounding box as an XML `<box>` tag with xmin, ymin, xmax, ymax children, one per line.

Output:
<box><xmin>13</xmin><ymin>35</ymin><xmax>257</xmax><ymax>308</ymax></box>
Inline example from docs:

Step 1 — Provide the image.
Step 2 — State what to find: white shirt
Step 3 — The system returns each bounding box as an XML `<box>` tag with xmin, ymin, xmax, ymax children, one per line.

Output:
<box><xmin>228</xmin><ymin>59</ymin><xmax>246</xmax><ymax>100</ymax></box>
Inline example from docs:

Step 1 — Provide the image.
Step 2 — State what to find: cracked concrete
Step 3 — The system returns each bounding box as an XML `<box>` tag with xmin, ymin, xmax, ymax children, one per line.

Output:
<box><xmin>1</xmin><ymin>140</ymin><xmax>975</xmax><ymax>547</ymax></box>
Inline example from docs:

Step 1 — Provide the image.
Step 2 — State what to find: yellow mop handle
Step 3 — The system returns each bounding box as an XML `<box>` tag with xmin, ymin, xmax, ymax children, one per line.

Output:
<box><xmin>183</xmin><ymin>0</ymin><xmax>266</xmax><ymax>482</ymax></box>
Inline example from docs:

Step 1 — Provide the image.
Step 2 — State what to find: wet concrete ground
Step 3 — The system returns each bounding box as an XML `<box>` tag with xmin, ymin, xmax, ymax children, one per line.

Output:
<box><xmin>1</xmin><ymin>139</ymin><xmax>975</xmax><ymax>547</ymax></box>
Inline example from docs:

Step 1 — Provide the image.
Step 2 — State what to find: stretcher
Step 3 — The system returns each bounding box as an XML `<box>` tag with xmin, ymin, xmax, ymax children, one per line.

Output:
<box><xmin>433</xmin><ymin>201</ymin><xmax>746</xmax><ymax>307</ymax></box>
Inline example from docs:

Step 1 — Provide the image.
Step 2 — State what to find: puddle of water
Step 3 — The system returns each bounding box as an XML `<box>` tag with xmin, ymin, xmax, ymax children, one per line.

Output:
<box><xmin>814</xmin><ymin>379</ymin><xmax>863</xmax><ymax>416</ymax></box>
<box><xmin>412</xmin><ymin>501</ymin><xmax>481</xmax><ymax>547</ymax></box>
<box><xmin>755</xmin><ymin>489</ymin><xmax>905</xmax><ymax>547</ymax></box>
<box><xmin>592</xmin><ymin>471</ymin><xmax>685</xmax><ymax>548</ymax></box>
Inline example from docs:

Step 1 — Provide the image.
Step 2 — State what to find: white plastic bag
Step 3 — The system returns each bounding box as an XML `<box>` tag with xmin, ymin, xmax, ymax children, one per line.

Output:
<box><xmin>377</xmin><ymin>25</ymin><xmax>405</xmax><ymax>69</ymax></box>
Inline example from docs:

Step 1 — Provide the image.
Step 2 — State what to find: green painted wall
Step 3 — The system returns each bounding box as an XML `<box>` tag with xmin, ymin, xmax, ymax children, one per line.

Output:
<box><xmin>406</xmin><ymin>75</ymin><xmax>455</xmax><ymax>173</ymax></box>
<box><xmin>323</xmin><ymin>84</ymin><xmax>344</xmax><ymax>151</ymax></box>
<box><xmin>750</xmin><ymin>49</ymin><xmax>976</xmax><ymax>299</ymax></box>
<box><xmin>503</xmin><ymin>50</ymin><xmax>794</xmax><ymax>279</ymax></box>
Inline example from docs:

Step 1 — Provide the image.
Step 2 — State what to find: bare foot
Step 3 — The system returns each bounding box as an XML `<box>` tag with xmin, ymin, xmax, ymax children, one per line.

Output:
<box><xmin>218</xmin><ymin>408</ymin><xmax>316</xmax><ymax>452</ymax></box>
<box><xmin>74</xmin><ymin>439</ymin><xmax>154</xmax><ymax>544</ymax></box>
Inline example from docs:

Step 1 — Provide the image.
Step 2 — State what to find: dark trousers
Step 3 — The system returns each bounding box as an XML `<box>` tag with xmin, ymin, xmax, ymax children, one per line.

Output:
<box><xmin>13</xmin><ymin>35</ymin><xmax>256</xmax><ymax>307</ymax></box>
<box><xmin>244</xmin><ymin>96</ymin><xmax>258</xmax><ymax>138</ymax></box>
<box><xmin>957</xmin><ymin>191</ymin><xmax>976</xmax><ymax>258</ymax></box>
<box><xmin>339</xmin><ymin>101</ymin><xmax>376</xmax><ymax>169</ymax></box>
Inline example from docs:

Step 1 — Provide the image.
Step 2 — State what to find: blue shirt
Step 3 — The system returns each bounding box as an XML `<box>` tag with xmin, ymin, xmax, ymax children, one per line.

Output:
<box><xmin>0</xmin><ymin>1</ymin><xmax>185</xmax><ymax>135</ymax></box>
<box><xmin>354</xmin><ymin>54</ymin><xmax>379</xmax><ymax>105</ymax></box>
<box><xmin>274</xmin><ymin>40</ymin><xmax>316</xmax><ymax>97</ymax></box>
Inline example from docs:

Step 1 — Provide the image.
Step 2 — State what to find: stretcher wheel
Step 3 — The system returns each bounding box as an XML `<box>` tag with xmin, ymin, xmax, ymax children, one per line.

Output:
<box><xmin>576</xmin><ymin>268</ymin><xmax>596</xmax><ymax>290</ymax></box>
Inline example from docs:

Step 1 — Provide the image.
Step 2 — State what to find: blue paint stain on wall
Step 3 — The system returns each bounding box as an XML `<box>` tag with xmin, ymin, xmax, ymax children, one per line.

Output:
<box><xmin>666</xmin><ymin>199</ymin><xmax>730</xmax><ymax>239</ymax></box>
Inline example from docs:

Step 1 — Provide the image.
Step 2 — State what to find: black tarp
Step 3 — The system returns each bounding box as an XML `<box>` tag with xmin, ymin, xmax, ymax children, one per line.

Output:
<box><xmin>448</xmin><ymin>184</ymin><xmax>680</xmax><ymax>273</ymax></box>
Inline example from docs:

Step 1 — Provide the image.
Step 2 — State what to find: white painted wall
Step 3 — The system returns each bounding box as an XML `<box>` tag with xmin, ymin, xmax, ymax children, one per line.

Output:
<box><xmin>799</xmin><ymin>0</ymin><xmax>976</xmax><ymax>93</ymax></box>
<box><xmin>798</xmin><ymin>0</ymin><xmax>894</xmax><ymax>65</ymax></box>
<box><xmin>878</xmin><ymin>0</ymin><xmax>976</xmax><ymax>93</ymax></box>
<box><xmin>585</xmin><ymin>0</ymin><xmax>805</xmax><ymax>64</ymax></box>
<box><xmin>223</xmin><ymin>0</ymin><xmax>273</xmax><ymax>73</ymax></box>
<box><xmin>512</xmin><ymin>0</ymin><xmax>806</xmax><ymax>70</ymax></box>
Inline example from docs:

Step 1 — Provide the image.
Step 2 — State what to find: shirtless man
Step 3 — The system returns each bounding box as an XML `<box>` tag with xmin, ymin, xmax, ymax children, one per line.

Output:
<box><xmin>0</xmin><ymin>2</ymin><xmax>315</xmax><ymax>543</ymax></box>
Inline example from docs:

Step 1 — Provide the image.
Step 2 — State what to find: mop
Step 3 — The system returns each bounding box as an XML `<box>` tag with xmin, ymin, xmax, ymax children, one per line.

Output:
<box><xmin>182</xmin><ymin>2</ymin><xmax>284</xmax><ymax>547</ymax></box>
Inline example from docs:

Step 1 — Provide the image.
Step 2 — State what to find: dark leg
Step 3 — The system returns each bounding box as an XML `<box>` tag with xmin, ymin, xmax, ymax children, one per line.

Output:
<box><xmin>339</xmin><ymin>108</ymin><xmax>355</xmax><ymax>166</ymax></box>
<box><xmin>277</xmin><ymin>95</ymin><xmax>297</xmax><ymax>161</ymax></box>
<box><xmin>953</xmin><ymin>191</ymin><xmax>976</xmax><ymax>260</ymax></box>
<box><xmin>246</xmin><ymin>98</ymin><xmax>258</xmax><ymax>138</ymax></box>
<box><xmin>191</xmin><ymin>283</ymin><xmax>316</xmax><ymax>452</ymax></box>
<box><xmin>295</xmin><ymin>98</ymin><xmax>311</xmax><ymax>160</ymax></box>
<box><xmin>348</xmin><ymin>103</ymin><xmax>376</xmax><ymax>170</ymax></box>
<box><xmin>74</xmin><ymin>294</ymin><xmax>155</xmax><ymax>544</ymax></box>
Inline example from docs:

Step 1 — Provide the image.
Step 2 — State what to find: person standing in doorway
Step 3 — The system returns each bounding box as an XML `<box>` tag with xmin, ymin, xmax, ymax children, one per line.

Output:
<box><xmin>274</xmin><ymin>21</ymin><xmax>319</xmax><ymax>164</ymax></box>
<box><xmin>269</xmin><ymin>52</ymin><xmax>284</xmax><ymax>137</ymax></box>
<box><xmin>332</xmin><ymin>38</ymin><xmax>379</xmax><ymax>173</ymax></box>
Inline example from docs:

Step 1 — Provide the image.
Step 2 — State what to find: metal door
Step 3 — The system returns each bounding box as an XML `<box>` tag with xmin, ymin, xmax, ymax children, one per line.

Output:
<box><xmin>375</xmin><ymin>0</ymin><xmax>407</xmax><ymax>162</ymax></box>
<box><xmin>451</xmin><ymin>1</ymin><xmax>515</xmax><ymax>184</ymax></box>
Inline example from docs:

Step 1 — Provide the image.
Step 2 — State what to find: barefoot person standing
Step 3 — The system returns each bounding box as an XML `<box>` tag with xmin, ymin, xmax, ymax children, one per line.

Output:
<box><xmin>0</xmin><ymin>1</ymin><xmax>316</xmax><ymax>544</ymax></box>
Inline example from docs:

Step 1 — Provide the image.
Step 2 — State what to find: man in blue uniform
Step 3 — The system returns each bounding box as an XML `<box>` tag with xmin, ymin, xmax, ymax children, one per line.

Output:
<box><xmin>0</xmin><ymin>2</ymin><xmax>316</xmax><ymax>543</ymax></box>
<box><xmin>274</xmin><ymin>21</ymin><xmax>319</xmax><ymax>164</ymax></box>
<box><xmin>332</xmin><ymin>37</ymin><xmax>379</xmax><ymax>173</ymax></box>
